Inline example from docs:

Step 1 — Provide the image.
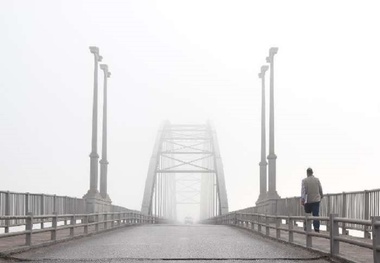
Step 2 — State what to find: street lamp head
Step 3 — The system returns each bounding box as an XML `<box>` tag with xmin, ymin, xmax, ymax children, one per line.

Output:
<box><xmin>100</xmin><ymin>64</ymin><xmax>108</xmax><ymax>71</ymax></box>
<box><xmin>269</xmin><ymin>47</ymin><xmax>279</xmax><ymax>56</ymax></box>
<box><xmin>266</xmin><ymin>47</ymin><xmax>279</xmax><ymax>63</ymax></box>
<box><xmin>98</xmin><ymin>55</ymin><xmax>103</xmax><ymax>62</ymax></box>
<box><xmin>89</xmin><ymin>46</ymin><xmax>99</xmax><ymax>54</ymax></box>
<box><xmin>261</xmin><ymin>65</ymin><xmax>269</xmax><ymax>74</ymax></box>
<box><xmin>258</xmin><ymin>65</ymin><xmax>269</xmax><ymax>78</ymax></box>
<box><xmin>100</xmin><ymin>64</ymin><xmax>111</xmax><ymax>78</ymax></box>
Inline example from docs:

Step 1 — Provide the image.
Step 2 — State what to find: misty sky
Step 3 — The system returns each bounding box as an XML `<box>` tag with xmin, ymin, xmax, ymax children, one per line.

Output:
<box><xmin>1</xmin><ymin>0</ymin><xmax>380</xmax><ymax>212</ymax></box>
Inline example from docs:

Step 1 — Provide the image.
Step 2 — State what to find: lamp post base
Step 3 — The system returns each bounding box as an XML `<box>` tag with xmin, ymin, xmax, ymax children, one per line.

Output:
<box><xmin>256</xmin><ymin>193</ymin><xmax>267</xmax><ymax>205</ymax></box>
<box><xmin>83</xmin><ymin>190</ymin><xmax>112</xmax><ymax>214</ymax></box>
<box><xmin>266</xmin><ymin>191</ymin><xmax>280</xmax><ymax>200</ymax></box>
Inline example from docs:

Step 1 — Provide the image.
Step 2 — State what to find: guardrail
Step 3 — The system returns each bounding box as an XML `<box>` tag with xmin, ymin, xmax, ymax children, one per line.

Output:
<box><xmin>203</xmin><ymin>212</ymin><xmax>380</xmax><ymax>263</ymax></box>
<box><xmin>237</xmin><ymin>188</ymin><xmax>380</xmax><ymax>237</ymax></box>
<box><xmin>0</xmin><ymin>190</ymin><xmax>132</xmax><ymax>232</ymax></box>
<box><xmin>0</xmin><ymin>211</ymin><xmax>161</xmax><ymax>253</ymax></box>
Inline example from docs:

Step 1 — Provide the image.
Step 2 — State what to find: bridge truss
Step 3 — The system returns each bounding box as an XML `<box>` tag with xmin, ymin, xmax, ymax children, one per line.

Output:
<box><xmin>141</xmin><ymin>121</ymin><xmax>228</xmax><ymax>220</ymax></box>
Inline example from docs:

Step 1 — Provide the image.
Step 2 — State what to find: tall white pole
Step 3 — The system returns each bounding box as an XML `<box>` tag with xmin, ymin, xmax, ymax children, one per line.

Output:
<box><xmin>87</xmin><ymin>46</ymin><xmax>102</xmax><ymax>196</ymax></box>
<box><xmin>99</xmin><ymin>64</ymin><xmax>111</xmax><ymax>201</ymax></box>
<box><xmin>266</xmin><ymin>47</ymin><xmax>280</xmax><ymax>199</ymax></box>
<box><xmin>257</xmin><ymin>65</ymin><xmax>269</xmax><ymax>204</ymax></box>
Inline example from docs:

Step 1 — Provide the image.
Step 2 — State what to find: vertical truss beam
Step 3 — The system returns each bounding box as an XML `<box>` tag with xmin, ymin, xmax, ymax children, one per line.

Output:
<box><xmin>208</xmin><ymin>121</ymin><xmax>229</xmax><ymax>215</ymax></box>
<box><xmin>141</xmin><ymin>122</ymin><xmax>167</xmax><ymax>215</ymax></box>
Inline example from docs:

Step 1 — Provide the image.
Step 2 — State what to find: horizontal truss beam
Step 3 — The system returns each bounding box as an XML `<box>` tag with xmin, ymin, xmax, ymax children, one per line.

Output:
<box><xmin>156</xmin><ymin>170</ymin><xmax>216</xmax><ymax>173</ymax></box>
<box><xmin>164</xmin><ymin>138</ymin><xmax>211</xmax><ymax>141</ymax></box>
<box><xmin>161</xmin><ymin>151</ymin><xmax>213</xmax><ymax>154</ymax></box>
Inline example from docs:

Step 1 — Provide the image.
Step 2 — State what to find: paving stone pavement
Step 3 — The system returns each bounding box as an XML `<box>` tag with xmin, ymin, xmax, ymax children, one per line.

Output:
<box><xmin>1</xmin><ymin>224</ymin><xmax>335</xmax><ymax>263</ymax></box>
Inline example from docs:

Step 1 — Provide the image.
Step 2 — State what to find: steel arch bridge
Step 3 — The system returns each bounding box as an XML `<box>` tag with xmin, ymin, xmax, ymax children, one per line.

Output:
<box><xmin>141</xmin><ymin>121</ymin><xmax>229</xmax><ymax>220</ymax></box>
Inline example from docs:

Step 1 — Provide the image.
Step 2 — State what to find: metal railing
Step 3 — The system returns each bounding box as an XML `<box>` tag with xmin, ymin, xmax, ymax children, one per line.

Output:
<box><xmin>203</xmin><ymin>212</ymin><xmax>380</xmax><ymax>263</ymax></box>
<box><xmin>238</xmin><ymin>188</ymin><xmax>380</xmax><ymax>237</ymax></box>
<box><xmin>0</xmin><ymin>191</ymin><xmax>131</xmax><ymax>232</ymax></box>
<box><xmin>0</xmin><ymin>211</ymin><xmax>161</xmax><ymax>253</ymax></box>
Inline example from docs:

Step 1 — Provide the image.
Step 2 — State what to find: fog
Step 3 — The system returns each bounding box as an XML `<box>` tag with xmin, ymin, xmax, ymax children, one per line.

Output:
<box><xmin>1</xmin><ymin>0</ymin><xmax>380</xmax><ymax>215</ymax></box>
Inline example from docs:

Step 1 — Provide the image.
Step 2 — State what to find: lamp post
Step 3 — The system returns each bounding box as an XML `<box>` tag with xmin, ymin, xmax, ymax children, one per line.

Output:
<box><xmin>85</xmin><ymin>46</ymin><xmax>102</xmax><ymax>198</ymax></box>
<box><xmin>266</xmin><ymin>47</ymin><xmax>280</xmax><ymax>199</ymax></box>
<box><xmin>99</xmin><ymin>64</ymin><xmax>111</xmax><ymax>202</ymax></box>
<box><xmin>256</xmin><ymin>65</ymin><xmax>269</xmax><ymax>204</ymax></box>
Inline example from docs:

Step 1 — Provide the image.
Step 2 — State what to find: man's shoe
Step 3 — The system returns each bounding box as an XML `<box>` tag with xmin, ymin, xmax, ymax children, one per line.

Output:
<box><xmin>315</xmin><ymin>229</ymin><xmax>320</xmax><ymax>233</ymax></box>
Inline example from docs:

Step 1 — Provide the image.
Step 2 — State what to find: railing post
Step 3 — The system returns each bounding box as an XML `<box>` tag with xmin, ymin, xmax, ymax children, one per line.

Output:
<box><xmin>70</xmin><ymin>215</ymin><xmax>76</xmax><ymax>237</ymax></box>
<box><xmin>95</xmin><ymin>214</ymin><xmax>99</xmax><ymax>232</ymax></box>
<box><xmin>73</xmin><ymin>197</ymin><xmax>77</xmax><ymax>214</ymax></box>
<box><xmin>84</xmin><ymin>215</ymin><xmax>89</xmax><ymax>235</ymax></box>
<box><xmin>285</xmin><ymin>198</ymin><xmax>289</xmax><ymax>225</ymax></box>
<box><xmin>330</xmin><ymin>213</ymin><xmax>340</xmax><ymax>256</ymax></box>
<box><xmin>234</xmin><ymin>212</ymin><xmax>237</xmax><ymax>225</ymax></box>
<box><xmin>372</xmin><ymin>216</ymin><xmax>380</xmax><ymax>263</ymax></box>
<box><xmin>25</xmin><ymin>212</ymin><xmax>33</xmax><ymax>246</ymax></box>
<box><xmin>364</xmin><ymin>190</ymin><xmax>370</xmax><ymax>238</ymax></box>
<box><xmin>5</xmin><ymin>191</ymin><xmax>10</xmax><ymax>233</ymax></box>
<box><xmin>251</xmin><ymin>214</ymin><xmax>255</xmax><ymax>231</ymax></box>
<box><xmin>275</xmin><ymin>199</ymin><xmax>278</xmax><ymax>216</ymax></box>
<box><xmin>64</xmin><ymin>196</ymin><xmax>68</xmax><ymax>225</ymax></box>
<box><xmin>118</xmin><ymin>213</ymin><xmax>121</xmax><ymax>226</ymax></box>
<box><xmin>51</xmin><ymin>212</ymin><xmax>57</xmax><ymax>241</ymax></box>
<box><xmin>40</xmin><ymin>194</ymin><xmax>45</xmax><ymax>229</ymax></box>
<box><xmin>258</xmin><ymin>215</ymin><xmax>262</xmax><ymax>233</ymax></box>
<box><xmin>276</xmin><ymin>216</ymin><xmax>281</xmax><ymax>239</ymax></box>
<box><xmin>25</xmin><ymin>192</ymin><xmax>30</xmax><ymax>215</ymax></box>
<box><xmin>326</xmin><ymin>194</ymin><xmax>331</xmax><ymax>231</ymax></box>
<box><xmin>306</xmin><ymin>215</ymin><xmax>312</xmax><ymax>248</ymax></box>
<box><xmin>342</xmin><ymin>192</ymin><xmax>347</xmax><ymax>235</ymax></box>
<box><xmin>111</xmin><ymin>213</ymin><xmax>115</xmax><ymax>228</ymax></box>
<box><xmin>104</xmin><ymin>213</ymin><xmax>108</xmax><ymax>230</ymax></box>
<box><xmin>53</xmin><ymin>195</ymin><xmax>57</xmax><ymax>213</ymax></box>
<box><xmin>288</xmin><ymin>216</ymin><xmax>293</xmax><ymax>243</ymax></box>
<box><xmin>265</xmin><ymin>214</ymin><xmax>269</xmax><ymax>236</ymax></box>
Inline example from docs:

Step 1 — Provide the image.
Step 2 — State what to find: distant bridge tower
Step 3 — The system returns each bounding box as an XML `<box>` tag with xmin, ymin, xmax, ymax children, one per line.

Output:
<box><xmin>141</xmin><ymin>121</ymin><xmax>229</xmax><ymax>220</ymax></box>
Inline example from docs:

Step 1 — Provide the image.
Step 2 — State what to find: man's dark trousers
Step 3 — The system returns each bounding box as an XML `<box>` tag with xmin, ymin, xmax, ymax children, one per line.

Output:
<box><xmin>310</xmin><ymin>201</ymin><xmax>320</xmax><ymax>231</ymax></box>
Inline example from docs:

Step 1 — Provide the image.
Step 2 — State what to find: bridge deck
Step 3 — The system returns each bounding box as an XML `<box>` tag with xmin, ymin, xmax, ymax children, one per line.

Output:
<box><xmin>0</xmin><ymin>224</ymin><xmax>347</xmax><ymax>263</ymax></box>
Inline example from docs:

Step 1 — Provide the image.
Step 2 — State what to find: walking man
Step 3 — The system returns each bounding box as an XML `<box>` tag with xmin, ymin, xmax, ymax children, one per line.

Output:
<box><xmin>301</xmin><ymin>168</ymin><xmax>323</xmax><ymax>232</ymax></box>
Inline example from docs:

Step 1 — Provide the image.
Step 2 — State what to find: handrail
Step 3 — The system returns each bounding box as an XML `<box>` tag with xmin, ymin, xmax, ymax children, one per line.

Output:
<box><xmin>0</xmin><ymin>190</ymin><xmax>137</xmax><ymax>232</ymax></box>
<box><xmin>0</xmin><ymin>211</ymin><xmax>162</xmax><ymax>253</ymax></box>
<box><xmin>203</xmin><ymin>212</ymin><xmax>380</xmax><ymax>263</ymax></box>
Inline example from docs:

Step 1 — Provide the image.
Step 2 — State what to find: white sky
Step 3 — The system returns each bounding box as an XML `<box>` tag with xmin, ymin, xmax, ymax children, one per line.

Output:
<box><xmin>1</xmin><ymin>0</ymin><xmax>380</xmax><ymax>212</ymax></box>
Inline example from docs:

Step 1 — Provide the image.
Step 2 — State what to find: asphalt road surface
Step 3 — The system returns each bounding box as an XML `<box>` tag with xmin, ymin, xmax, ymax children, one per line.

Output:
<box><xmin>7</xmin><ymin>224</ymin><xmax>332</xmax><ymax>262</ymax></box>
